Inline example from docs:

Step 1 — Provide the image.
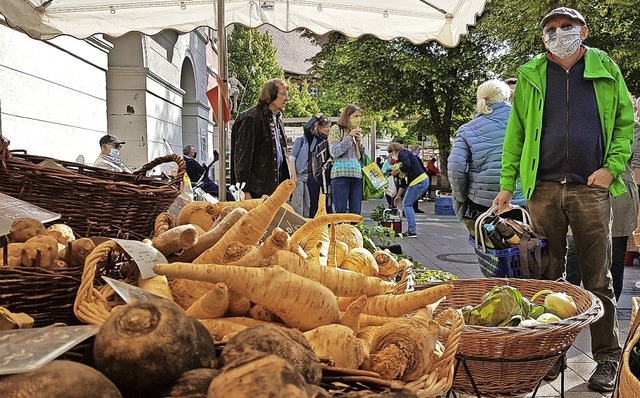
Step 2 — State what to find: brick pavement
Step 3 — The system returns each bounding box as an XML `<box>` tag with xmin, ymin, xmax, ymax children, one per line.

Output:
<box><xmin>361</xmin><ymin>198</ymin><xmax>640</xmax><ymax>398</ymax></box>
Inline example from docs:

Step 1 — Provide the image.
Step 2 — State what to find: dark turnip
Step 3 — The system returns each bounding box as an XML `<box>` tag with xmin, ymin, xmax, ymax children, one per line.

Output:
<box><xmin>0</xmin><ymin>360</ymin><xmax>121</xmax><ymax>398</ymax></box>
<box><xmin>209</xmin><ymin>351</ymin><xmax>311</xmax><ymax>398</ymax></box>
<box><xmin>221</xmin><ymin>323</ymin><xmax>322</xmax><ymax>385</ymax></box>
<box><xmin>93</xmin><ymin>300</ymin><xmax>217</xmax><ymax>398</ymax></box>
<box><xmin>160</xmin><ymin>368</ymin><xmax>219</xmax><ymax>398</ymax></box>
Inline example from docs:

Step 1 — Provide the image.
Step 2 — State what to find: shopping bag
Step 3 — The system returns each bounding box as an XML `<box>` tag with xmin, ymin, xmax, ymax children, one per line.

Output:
<box><xmin>473</xmin><ymin>205</ymin><xmax>547</xmax><ymax>279</ymax></box>
<box><xmin>384</xmin><ymin>175</ymin><xmax>396</xmax><ymax>196</ymax></box>
<box><xmin>362</xmin><ymin>162</ymin><xmax>389</xmax><ymax>191</ymax></box>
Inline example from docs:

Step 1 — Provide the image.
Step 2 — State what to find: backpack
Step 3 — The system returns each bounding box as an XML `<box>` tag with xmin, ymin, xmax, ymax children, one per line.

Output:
<box><xmin>311</xmin><ymin>138</ymin><xmax>332</xmax><ymax>184</ymax></box>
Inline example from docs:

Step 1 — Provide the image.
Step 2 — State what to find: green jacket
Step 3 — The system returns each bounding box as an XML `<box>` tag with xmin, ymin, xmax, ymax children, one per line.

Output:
<box><xmin>501</xmin><ymin>47</ymin><xmax>635</xmax><ymax>198</ymax></box>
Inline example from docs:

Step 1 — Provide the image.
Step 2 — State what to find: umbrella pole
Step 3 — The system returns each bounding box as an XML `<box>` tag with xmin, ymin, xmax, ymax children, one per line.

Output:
<box><xmin>216</xmin><ymin>0</ymin><xmax>228</xmax><ymax>201</ymax></box>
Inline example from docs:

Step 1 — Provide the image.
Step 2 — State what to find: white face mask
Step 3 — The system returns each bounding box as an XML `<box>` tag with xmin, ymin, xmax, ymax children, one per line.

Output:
<box><xmin>109</xmin><ymin>148</ymin><xmax>121</xmax><ymax>158</ymax></box>
<box><xmin>543</xmin><ymin>25</ymin><xmax>582</xmax><ymax>59</ymax></box>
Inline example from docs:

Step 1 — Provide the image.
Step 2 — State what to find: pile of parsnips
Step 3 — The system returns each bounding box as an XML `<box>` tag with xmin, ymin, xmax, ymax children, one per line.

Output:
<box><xmin>2</xmin><ymin>179</ymin><xmax>455</xmax><ymax>384</ymax></box>
<box><xmin>142</xmin><ymin>180</ymin><xmax>455</xmax><ymax>381</ymax></box>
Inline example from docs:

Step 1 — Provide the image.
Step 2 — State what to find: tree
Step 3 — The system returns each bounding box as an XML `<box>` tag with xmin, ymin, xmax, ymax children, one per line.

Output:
<box><xmin>227</xmin><ymin>26</ymin><xmax>284</xmax><ymax>116</ymax></box>
<box><xmin>309</xmin><ymin>32</ymin><xmax>503</xmax><ymax>190</ymax></box>
<box><xmin>476</xmin><ymin>0</ymin><xmax>640</xmax><ymax>93</ymax></box>
<box><xmin>227</xmin><ymin>26</ymin><xmax>321</xmax><ymax>118</ymax></box>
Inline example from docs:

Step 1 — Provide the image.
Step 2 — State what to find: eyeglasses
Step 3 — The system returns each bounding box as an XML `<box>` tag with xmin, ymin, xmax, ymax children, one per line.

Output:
<box><xmin>278</xmin><ymin>91</ymin><xmax>289</xmax><ymax>98</ymax></box>
<box><xmin>110</xmin><ymin>143</ymin><xmax>122</xmax><ymax>149</ymax></box>
<box><xmin>543</xmin><ymin>23</ymin><xmax>580</xmax><ymax>34</ymax></box>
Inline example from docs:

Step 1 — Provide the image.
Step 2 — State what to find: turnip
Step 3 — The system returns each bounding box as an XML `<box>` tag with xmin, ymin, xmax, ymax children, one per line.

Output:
<box><xmin>221</xmin><ymin>324</ymin><xmax>322</xmax><ymax>385</ymax></box>
<box><xmin>93</xmin><ymin>300</ymin><xmax>217</xmax><ymax>397</ymax></box>
<box><xmin>0</xmin><ymin>360</ymin><xmax>121</xmax><ymax>398</ymax></box>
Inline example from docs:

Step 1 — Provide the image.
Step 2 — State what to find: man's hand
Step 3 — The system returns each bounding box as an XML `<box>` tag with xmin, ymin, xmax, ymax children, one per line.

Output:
<box><xmin>391</xmin><ymin>169</ymin><xmax>401</xmax><ymax>177</ymax></box>
<box><xmin>587</xmin><ymin>168</ymin><xmax>614</xmax><ymax>189</ymax></box>
<box><xmin>394</xmin><ymin>195</ymin><xmax>402</xmax><ymax>207</ymax></box>
<box><xmin>492</xmin><ymin>190</ymin><xmax>513</xmax><ymax>214</ymax></box>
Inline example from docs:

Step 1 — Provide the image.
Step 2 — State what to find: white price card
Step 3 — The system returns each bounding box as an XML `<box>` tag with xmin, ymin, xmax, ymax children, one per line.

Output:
<box><xmin>0</xmin><ymin>193</ymin><xmax>61</xmax><ymax>236</ymax></box>
<box><xmin>111</xmin><ymin>238</ymin><xmax>167</xmax><ymax>279</ymax></box>
<box><xmin>0</xmin><ymin>325</ymin><xmax>99</xmax><ymax>375</ymax></box>
<box><xmin>102</xmin><ymin>276</ymin><xmax>167</xmax><ymax>304</ymax></box>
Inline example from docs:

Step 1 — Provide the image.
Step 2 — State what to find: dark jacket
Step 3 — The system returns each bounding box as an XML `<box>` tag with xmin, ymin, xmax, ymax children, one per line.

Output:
<box><xmin>231</xmin><ymin>103</ymin><xmax>290</xmax><ymax>197</ymax></box>
<box><xmin>184</xmin><ymin>156</ymin><xmax>235</xmax><ymax>201</ymax></box>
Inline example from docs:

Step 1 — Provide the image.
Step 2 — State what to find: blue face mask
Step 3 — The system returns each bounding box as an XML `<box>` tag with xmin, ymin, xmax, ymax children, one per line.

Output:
<box><xmin>109</xmin><ymin>148</ymin><xmax>121</xmax><ymax>158</ymax></box>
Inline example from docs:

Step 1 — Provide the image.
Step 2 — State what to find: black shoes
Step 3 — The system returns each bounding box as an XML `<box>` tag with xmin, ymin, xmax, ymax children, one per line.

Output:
<box><xmin>402</xmin><ymin>231</ymin><xmax>417</xmax><ymax>238</ymax></box>
<box><xmin>415</xmin><ymin>209</ymin><xmax>425</xmax><ymax>213</ymax></box>
<box><xmin>543</xmin><ymin>356</ymin><xmax>567</xmax><ymax>382</ymax></box>
<box><xmin>588</xmin><ymin>360</ymin><xmax>618</xmax><ymax>393</ymax></box>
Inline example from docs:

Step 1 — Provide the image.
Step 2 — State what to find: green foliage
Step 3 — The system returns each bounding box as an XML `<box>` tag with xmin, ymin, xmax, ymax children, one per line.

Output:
<box><xmin>476</xmin><ymin>0</ymin><xmax>640</xmax><ymax>93</ymax></box>
<box><xmin>283</xmin><ymin>79</ymin><xmax>319</xmax><ymax>118</ymax></box>
<box><xmin>227</xmin><ymin>26</ymin><xmax>284</xmax><ymax>116</ymax></box>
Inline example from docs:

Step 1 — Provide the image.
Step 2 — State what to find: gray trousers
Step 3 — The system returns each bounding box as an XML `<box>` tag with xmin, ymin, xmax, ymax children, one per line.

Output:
<box><xmin>527</xmin><ymin>181</ymin><xmax>621</xmax><ymax>362</ymax></box>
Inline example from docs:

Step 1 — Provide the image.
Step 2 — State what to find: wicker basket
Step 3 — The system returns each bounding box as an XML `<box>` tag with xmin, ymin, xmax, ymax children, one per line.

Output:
<box><xmin>416</xmin><ymin>278</ymin><xmax>603</xmax><ymax>397</ymax></box>
<box><xmin>322</xmin><ymin>308</ymin><xmax>464</xmax><ymax>398</ymax></box>
<box><xmin>0</xmin><ymin>137</ymin><xmax>185</xmax><ymax>239</ymax></box>
<box><xmin>614</xmin><ymin>297</ymin><xmax>640</xmax><ymax>398</ymax></box>
<box><xmin>0</xmin><ymin>266</ymin><xmax>84</xmax><ymax>327</ymax></box>
<box><xmin>74</xmin><ymin>240</ymin><xmax>139</xmax><ymax>325</ymax></box>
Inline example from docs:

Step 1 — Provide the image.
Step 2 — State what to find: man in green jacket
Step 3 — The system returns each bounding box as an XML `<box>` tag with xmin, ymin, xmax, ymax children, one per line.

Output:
<box><xmin>493</xmin><ymin>7</ymin><xmax>635</xmax><ymax>392</ymax></box>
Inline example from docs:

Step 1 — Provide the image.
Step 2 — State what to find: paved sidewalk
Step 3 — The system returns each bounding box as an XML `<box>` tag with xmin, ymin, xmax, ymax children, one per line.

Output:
<box><xmin>361</xmin><ymin>198</ymin><xmax>640</xmax><ymax>398</ymax></box>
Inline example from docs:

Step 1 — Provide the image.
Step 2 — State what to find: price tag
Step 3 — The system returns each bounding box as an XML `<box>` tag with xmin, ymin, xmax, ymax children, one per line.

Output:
<box><xmin>102</xmin><ymin>276</ymin><xmax>166</xmax><ymax>304</ymax></box>
<box><xmin>263</xmin><ymin>207</ymin><xmax>306</xmax><ymax>240</ymax></box>
<box><xmin>0</xmin><ymin>325</ymin><xmax>99</xmax><ymax>375</ymax></box>
<box><xmin>111</xmin><ymin>238</ymin><xmax>166</xmax><ymax>279</ymax></box>
<box><xmin>0</xmin><ymin>193</ymin><xmax>61</xmax><ymax>236</ymax></box>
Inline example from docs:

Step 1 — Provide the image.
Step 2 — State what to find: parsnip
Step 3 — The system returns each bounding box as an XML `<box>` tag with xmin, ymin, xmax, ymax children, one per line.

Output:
<box><xmin>303</xmin><ymin>324</ymin><xmax>367</xmax><ymax>369</ymax></box>
<box><xmin>265</xmin><ymin>250</ymin><xmax>396</xmax><ymax>297</ymax></box>
<box><xmin>154</xmin><ymin>263</ymin><xmax>339</xmax><ymax>331</ymax></box>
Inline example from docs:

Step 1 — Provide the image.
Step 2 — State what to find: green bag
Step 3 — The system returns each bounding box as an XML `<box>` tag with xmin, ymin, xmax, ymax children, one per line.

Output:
<box><xmin>361</xmin><ymin>155</ymin><xmax>385</xmax><ymax>200</ymax></box>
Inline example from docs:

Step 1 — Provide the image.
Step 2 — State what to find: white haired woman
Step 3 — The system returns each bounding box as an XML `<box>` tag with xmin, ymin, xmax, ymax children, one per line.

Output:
<box><xmin>447</xmin><ymin>79</ymin><xmax>525</xmax><ymax>220</ymax></box>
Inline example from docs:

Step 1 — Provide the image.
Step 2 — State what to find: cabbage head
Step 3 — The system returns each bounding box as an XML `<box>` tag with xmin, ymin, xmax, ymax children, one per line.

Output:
<box><xmin>462</xmin><ymin>285</ymin><xmax>524</xmax><ymax>326</ymax></box>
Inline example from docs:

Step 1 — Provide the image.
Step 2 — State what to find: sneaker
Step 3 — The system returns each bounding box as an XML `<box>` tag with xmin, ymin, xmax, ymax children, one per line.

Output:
<box><xmin>543</xmin><ymin>357</ymin><xmax>567</xmax><ymax>382</ymax></box>
<box><xmin>588</xmin><ymin>360</ymin><xmax>618</xmax><ymax>392</ymax></box>
<box><xmin>402</xmin><ymin>231</ymin><xmax>417</xmax><ymax>238</ymax></box>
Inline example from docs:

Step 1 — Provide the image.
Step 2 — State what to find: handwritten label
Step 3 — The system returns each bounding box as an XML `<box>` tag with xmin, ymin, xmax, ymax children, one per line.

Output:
<box><xmin>0</xmin><ymin>325</ymin><xmax>99</xmax><ymax>375</ymax></box>
<box><xmin>112</xmin><ymin>238</ymin><xmax>166</xmax><ymax>279</ymax></box>
<box><xmin>0</xmin><ymin>193</ymin><xmax>61</xmax><ymax>236</ymax></box>
<box><xmin>102</xmin><ymin>276</ymin><xmax>166</xmax><ymax>304</ymax></box>
<box><xmin>263</xmin><ymin>207</ymin><xmax>306</xmax><ymax>240</ymax></box>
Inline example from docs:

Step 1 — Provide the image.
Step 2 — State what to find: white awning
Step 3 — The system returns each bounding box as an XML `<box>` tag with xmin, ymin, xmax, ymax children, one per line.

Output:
<box><xmin>1</xmin><ymin>0</ymin><xmax>487</xmax><ymax>46</ymax></box>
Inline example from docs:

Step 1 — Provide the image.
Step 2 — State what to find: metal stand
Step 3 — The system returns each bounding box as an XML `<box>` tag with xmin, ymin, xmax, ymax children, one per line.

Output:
<box><xmin>445</xmin><ymin>351</ymin><xmax>567</xmax><ymax>398</ymax></box>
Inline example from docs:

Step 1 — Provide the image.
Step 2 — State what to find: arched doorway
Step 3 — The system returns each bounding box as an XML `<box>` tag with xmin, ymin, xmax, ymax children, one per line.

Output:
<box><xmin>180</xmin><ymin>58</ymin><xmax>199</xmax><ymax>160</ymax></box>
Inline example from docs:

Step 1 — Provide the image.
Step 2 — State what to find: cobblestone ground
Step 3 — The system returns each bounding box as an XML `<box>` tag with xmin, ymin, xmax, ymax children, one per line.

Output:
<box><xmin>361</xmin><ymin>198</ymin><xmax>640</xmax><ymax>398</ymax></box>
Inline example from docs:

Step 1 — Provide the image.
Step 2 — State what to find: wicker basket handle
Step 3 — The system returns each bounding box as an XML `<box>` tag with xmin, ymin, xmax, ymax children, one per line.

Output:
<box><xmin>432</xmin><ymin>308</ymin><xmax>464</xmax><ymax>377</ymax></box>
<box><xmin>0</xmin><ymin>136</ymin><xmax>12</xmax><ymax>168</ymax></box>
<box><xmin>133</xmin><ymin>154</ymin><xmax>186</xmax><ymax>188</ymax></box>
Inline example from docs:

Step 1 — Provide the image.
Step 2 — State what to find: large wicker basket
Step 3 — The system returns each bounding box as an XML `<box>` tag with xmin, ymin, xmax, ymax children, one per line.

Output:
<box><xmin>322</xmin><ymin>308</ymin><xmax>464</xmax><ymax>398</ymax></box>
<box><xmin>0</xmin><ymin>266</ymin><xmax>83</xmax><ymax>327</ymax></box>
<box><xmin>614</xmin><ymin>297</ymin><xmax>640</xmax><ymax>398</ymax></box>
<box><xmin>0</xmin><ymin>137</ymin><xmax>185</xmax><ymax>239</ymax></box>
<box><xmin>416</xmin><ymin>278</ymin><xmax>603</xmax><ymax>397</ymax></box>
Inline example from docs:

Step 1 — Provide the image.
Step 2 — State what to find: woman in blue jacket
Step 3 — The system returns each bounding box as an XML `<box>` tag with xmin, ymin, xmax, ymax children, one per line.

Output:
<box><xmin>447</xmin><ymin>79</ymin><xmax>525</xmax><ymax>219</ymax></box>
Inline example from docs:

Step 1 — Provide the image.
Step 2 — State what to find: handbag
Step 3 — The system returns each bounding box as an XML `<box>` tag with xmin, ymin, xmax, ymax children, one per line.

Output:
<box><xmin>473</xmin><ymin>205</ymin><xmax>547</xmax><ymax>279</ymax></box>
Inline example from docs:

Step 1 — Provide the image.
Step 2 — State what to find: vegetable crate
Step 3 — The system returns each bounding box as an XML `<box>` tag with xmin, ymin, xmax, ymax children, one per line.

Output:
<box><xmin>415</xmin><ymin>278</ymin><xmax>603</xmax><ymax>397</ymax></box>
<box><xmin>0</xmin><ymin>137</ymin><xmax>185</xmax><ymax>239</ymax></box>
<box><xmin>468</xmin><ymin>235</ymin><xmax>547</xmax><ymax>278</ymax></box>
